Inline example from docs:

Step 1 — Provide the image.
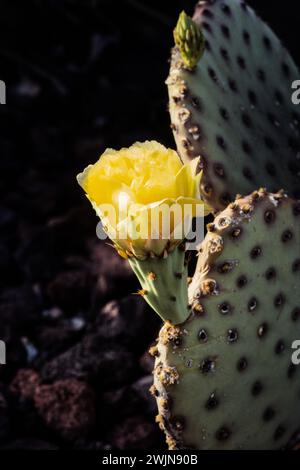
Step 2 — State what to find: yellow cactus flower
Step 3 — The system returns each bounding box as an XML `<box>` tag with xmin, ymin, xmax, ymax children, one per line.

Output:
<box><xmin>77</xmin><ymin>141</ymin><xmax>210</xmax><ymax>260</ymax></box>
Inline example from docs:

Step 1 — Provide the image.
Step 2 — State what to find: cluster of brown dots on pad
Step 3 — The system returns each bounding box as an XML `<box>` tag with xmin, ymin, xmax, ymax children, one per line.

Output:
<box><xmin>174</xmin><ymin>0</ymin><xmax>300</xmax><ymax>205</ymax></box>
<box><xmin>191</xmin><ymin>196</ymin><xmax>300</xmax><ymax>445</ymax></box>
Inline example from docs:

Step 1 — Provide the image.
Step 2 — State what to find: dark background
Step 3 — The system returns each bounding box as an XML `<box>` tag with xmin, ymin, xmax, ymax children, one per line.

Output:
<box><xmin>0</xmin><ymin>0</ymin><xmax>299</xmax><ymax>450</ymax></box>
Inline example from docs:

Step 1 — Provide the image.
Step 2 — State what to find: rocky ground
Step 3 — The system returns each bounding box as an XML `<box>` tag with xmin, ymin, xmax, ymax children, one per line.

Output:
<box><xmin>0</xmin><ymin>0</ymin><xmax>298</xmax><ymax>450</ymax></box>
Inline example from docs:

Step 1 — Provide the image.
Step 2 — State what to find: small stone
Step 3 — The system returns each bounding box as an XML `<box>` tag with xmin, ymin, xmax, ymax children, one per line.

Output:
<box><xmin>34</xmin><ymin>379</ymin><xmax>95</xmax><ymax>441</ymax></box>
<box><xmin>10</xmin><ymin>369</ymin><xmax>40</xmax><ymax>401</ymax></box>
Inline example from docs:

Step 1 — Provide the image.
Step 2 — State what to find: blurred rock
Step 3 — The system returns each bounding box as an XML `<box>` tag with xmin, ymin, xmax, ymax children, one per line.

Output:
<box><xmin>131</xmin><ymin>375</ymin><xmax>156</xmax><ymax>415</ymax></box>
<box><xmin>73</xmin><ymin>438</ymin><xmax>108</xmax><ymax>450</ymax></box>
<box><xmin>109</xmin><ymin>415</ymin><xmax>160</xmax><ymax>450</ymax></box>
<box><xmin>41</xmin><ymin>334</ymin><xmax>134</xmax><ymax>388</ymax></box>
<box><xmin>21</xmin><ymin>337</ymin><xmax>38</xmax><ymax>363</ymax></box>
<box><xmin>0</xmin><ymin>439</ymin><xmax>58</xmax><ymax>450</ymax></box>
<box><xmin>0</xmin><ymin>286</ymin><xmax>38</xmax><ymax>335</ymax></box>
<box><xmin>0</xmin><ymin>339</ymin><xmax>27</xmax><ymax>382</ymax></box>
<box><xmin>100</xmin><ymin>386</ymin><xmax>139</xmax><ymax>426</ymax></box>
<box><xmin>0</xmin><ymin>0</ymin><xmax>195</xmax><ymax>450</ymax></box>
<box><xmin>18</xmin><ymin>170</ymin><xmax>62</xmax><ymax>221</ymax></box>
<box><xmin>17</xmin><ymin>207</ymin><xmax>94</xmax><ymax>282</ymax></box>
<box><xmin>89</xmin><ymin>241</ymin><xmax>137</xmax><ymax>305</ymax></box>
<box><xmin>34</xmin><ymin>379</ymin><xmax>95</xmax><ymax>441</ymax></box>
<box><xmin>9</xmin><ymin>369</ymin><xmax>43</xmax><ymax>436</ymax></box>
<box><xmin>0</xmin><ymin>206</ymin><xmax>18</xmax><ymax>246</ymax></box>
<box><xmin>0</xmin><ymin>389</ymin><xmax>9</xmax><ymax>439</ymax></box>
<box><xmin>47</xmin><ymin>269</ymin><xmax>91</xmax><ymax>312</ymax></box>
<box><xmin>139</xmin><ymin>349</ymin><xmax>155</xmax><ymax>374</ymax></box>
<box><xmin>101</xmin><ymin>387</ymin><xmax>126</xmax><ymax>416</ymax></box>
<box><xmin>0</xmin><ymin>244</ymin><xmax>23</xmax><ymax>287</ymax></box>
<box><xmin>96</xmin><ymin>296</ymin><xmax>160</xmax><ymax>352</ymax></box>
<box><xmin>34</xmin><ymin>324</ymin><xmax>82</xmax><ymax>359</ymax></box>
<box><xmin>287</xmin><ymin>430</ymin><xmax>300</xmax><ymax>449</ymax></box>
<box><xmin>100</xmin><ymin>377</ymin><xmax>156</xmax><ymax>430</ymax></box>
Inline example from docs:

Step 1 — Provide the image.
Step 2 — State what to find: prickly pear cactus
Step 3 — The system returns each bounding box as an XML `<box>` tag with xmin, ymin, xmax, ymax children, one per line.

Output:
<box><xmin>152</xmin><ymin>190</ymin><xmax>300</xmax><ymax>449</ymax></box>
<box><xmin>168</xmin><ymin>0</ymin><xmax>300</xmax><ymax>211</ymax></box>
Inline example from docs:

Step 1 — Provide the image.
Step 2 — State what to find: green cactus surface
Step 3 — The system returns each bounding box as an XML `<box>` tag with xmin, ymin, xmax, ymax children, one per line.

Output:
<box><xmin>168</xmin><ymin>0</ymin><xmax>300</xmax><ymax>211</ymax></box>
<box><xmin>152</xmin><ymin>190</ymin><xmax>300</xmax><ymax>449</ymax></box>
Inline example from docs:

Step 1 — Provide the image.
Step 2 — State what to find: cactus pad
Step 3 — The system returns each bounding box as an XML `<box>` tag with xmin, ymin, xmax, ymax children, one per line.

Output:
<box><xmin>168</xmin><ymin>0</ymin><xmax>300</xmax><ymax>211</ymax></box>
<box><xmin>152</xmin><ymin>190</ymin><xmax>300</xmax><ymax>449</ymax></box>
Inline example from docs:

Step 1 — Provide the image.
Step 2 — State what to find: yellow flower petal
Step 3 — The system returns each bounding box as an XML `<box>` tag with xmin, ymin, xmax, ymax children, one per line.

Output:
<box><xmin>77</xmin><ymin>141</ymin><xmax>212</xmax><ymax>259</ymax></box>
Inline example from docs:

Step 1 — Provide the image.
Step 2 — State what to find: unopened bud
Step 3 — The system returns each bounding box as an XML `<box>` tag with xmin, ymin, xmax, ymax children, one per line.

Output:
<box><xmin>174</xmin><ymin>11</ymin><xmax>205</xmax><ymax>69</ymax></box>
